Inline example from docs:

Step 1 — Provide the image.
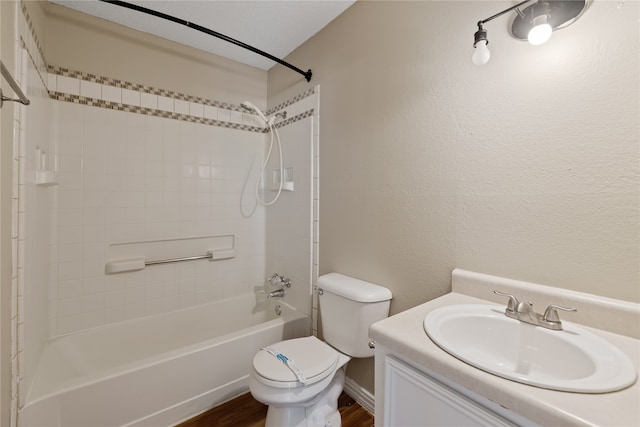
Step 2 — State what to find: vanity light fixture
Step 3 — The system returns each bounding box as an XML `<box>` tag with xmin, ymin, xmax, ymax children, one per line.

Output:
<box><xmin>472</xmin><ymin>0</ymin><xmax>588</xmax><ymax>66</ymax></box>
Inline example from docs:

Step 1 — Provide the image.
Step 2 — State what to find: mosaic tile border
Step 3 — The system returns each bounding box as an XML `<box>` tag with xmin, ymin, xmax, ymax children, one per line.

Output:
<box><xmin>275</xmin><ymin>109</ymin><xmax>315</xmax><ymax>129</ymax></box>
<box><xmin>20</xmin><ymin>1</ymin><xmax>46</xmax><ymax>71</ymax></box>
<box><xmin>267</xmin><ymin>88</ymin><xmax>316</xmax><ymax>116</ymax></box>
<box><xmin>49</xmin><ymin>91</ymin><xmax>267</xmax><ymax>132</ymax></box>
<box><xmin>48</xmin><ymin>66</ymin><xmax>316</xmax><ymax>133</ymax></box>
<box><xmin>18</xmin><ymin>2</ymin><xmax>48</xmax><ymax>91</ymax></box>
<box><xmin>48</xmin><ymin>65</ymin><xmax>243</xmax><ymax>111</ymax></box>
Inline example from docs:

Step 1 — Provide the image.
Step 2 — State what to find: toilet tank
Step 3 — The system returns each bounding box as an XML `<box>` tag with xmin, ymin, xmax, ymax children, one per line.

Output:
<box><xmin>317</xmin><ymin>273</ymin><xmax>392</xmax><ymax>358</ymax></box>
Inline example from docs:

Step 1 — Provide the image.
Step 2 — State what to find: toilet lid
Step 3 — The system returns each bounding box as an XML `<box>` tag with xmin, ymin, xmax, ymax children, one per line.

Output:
<box><xmin>253</xmin><ymin>336</ymin><xmax>338</xmax><ymax>386</ymax></box>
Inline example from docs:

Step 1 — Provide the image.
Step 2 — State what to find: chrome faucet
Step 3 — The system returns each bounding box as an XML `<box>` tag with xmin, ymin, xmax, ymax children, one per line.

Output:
<box><xmin>493</xmin><ymin>290</ymin><xmax>576</xmax><ymax>331</ymax></box>
<box><xmin>267</xmin><ymin>288</ymin><xmax>286</xmax><ymax>299</ymax></box>
<box><xmin>266</xmin><ymin>273</ymin><xmax>292</xmax><ymax>299</ymax></box>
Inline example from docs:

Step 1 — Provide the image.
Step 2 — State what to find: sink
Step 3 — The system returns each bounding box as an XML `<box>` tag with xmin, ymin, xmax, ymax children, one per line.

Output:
<box><xmin>424</xmin><ymin>304</ymin><xmax>637</xmax><ymax>393</ymax></box>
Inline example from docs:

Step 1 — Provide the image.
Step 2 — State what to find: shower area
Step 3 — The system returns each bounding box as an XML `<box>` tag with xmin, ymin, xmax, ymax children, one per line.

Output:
<box><xmin>8</xmin><ymin>3</ymin><xmax>319</xmax><ymax>426</ymax></box>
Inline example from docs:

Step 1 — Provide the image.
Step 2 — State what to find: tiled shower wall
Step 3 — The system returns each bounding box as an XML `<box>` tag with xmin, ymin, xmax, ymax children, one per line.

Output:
<box><xmin>46</xmin><ymin>70</ymin><xmax>318</xmax><ymax>335</ymax></box>
<box><xmin>50</xmin><ymin>102</ymin><xmax>267</xmax><ymax>335</ymax></box>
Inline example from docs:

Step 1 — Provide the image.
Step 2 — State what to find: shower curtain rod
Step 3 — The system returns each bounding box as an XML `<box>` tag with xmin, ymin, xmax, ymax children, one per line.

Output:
<box><xmin>0</xmin><ymin>60</ymin><xmax>30</xmax><ymax>108</ymax></box>
<box><xmin>99</xmin><ymin>0</ymin><xmax>313</xmax><ymax>82</ymax></box>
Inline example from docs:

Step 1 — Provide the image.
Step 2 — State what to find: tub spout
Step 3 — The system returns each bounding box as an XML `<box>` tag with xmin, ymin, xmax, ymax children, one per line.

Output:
<box><xmin>267</xmin><ymin>288</ymin><xmax>285</xmax><ymax>299</ymax></box>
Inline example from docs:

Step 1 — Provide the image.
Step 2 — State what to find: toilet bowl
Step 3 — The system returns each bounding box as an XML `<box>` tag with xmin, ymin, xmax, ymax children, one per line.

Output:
<box><xmin>249</xmin><ymin>273</ymin><xmax>392</xmax><ymax>427</ymax></box>
<box><xmin>250</xmin><ymin>336</ymin><xmax>351</xmax><ymax>427</ymax></box>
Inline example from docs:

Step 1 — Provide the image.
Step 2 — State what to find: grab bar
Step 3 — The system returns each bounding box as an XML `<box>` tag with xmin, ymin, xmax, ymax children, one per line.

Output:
<box><xmin>105</xmin><ymin>248</ymin><xmax>236</xmax><ymax>274</ymax></box>
<box><xmin>0</xmin><ymin>60</ymin><xmax>30</xmax><ymax>108</ymax></box>
<box><xmin>146</xmin><ymin>253</ymin><xmax>213</xmax><ymax>266</ymax></box>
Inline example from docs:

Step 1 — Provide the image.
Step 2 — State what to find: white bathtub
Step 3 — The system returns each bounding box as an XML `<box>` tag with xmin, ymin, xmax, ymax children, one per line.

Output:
<box><xmin>19</xmin><ymin>294</ymin><xmax>310</xmax><ymax>427</ymax></box>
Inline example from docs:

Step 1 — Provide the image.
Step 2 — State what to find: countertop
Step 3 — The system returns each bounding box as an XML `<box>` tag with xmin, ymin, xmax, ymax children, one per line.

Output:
<box><xmin>370</xmin><ymin>291</ymin><xmax>640</xmax><ymax>427</ymax></box>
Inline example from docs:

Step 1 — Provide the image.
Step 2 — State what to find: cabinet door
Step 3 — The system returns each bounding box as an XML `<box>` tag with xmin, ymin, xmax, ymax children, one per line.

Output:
<box><xmin>384</xmin><ymin>357</ymin><xmax>516</xmax><ymax>427</ymax></box>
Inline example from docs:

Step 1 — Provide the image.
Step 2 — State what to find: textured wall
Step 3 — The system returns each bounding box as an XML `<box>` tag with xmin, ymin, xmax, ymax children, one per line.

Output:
<box><xmin>267</xmin><ymin>0</ymin><xmax>640</xmax><ymax>393</ymax></box>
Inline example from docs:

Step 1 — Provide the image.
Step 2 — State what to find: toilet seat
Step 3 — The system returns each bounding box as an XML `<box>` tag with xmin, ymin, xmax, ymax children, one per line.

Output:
<box><xmin>253</xmin><ymin>336</ymin><xmax>339</xmax><ymax>389</ymax></box>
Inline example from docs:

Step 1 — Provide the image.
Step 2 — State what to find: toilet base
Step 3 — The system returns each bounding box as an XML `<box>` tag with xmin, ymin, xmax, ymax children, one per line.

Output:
<box><xmin>264</xmin><ymin>367</ymin><xmax>346</xmax><ymax>427</ymax></box>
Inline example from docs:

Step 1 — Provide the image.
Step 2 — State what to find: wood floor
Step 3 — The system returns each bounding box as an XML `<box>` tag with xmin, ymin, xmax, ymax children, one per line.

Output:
<box><xmin>177</xmin><ymin>392</ymin><xmax>374</xmax><ymax>427</ymax></box>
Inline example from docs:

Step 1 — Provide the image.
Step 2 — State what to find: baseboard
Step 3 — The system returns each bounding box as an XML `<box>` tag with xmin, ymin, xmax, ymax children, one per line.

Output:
<box><xmin>343</xmin><ymin>376</ymin><xmax>375</xmax><ymax>415</ymax></box>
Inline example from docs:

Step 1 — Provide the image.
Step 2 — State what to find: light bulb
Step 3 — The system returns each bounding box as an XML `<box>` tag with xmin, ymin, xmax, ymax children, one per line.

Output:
<box><xmin>528</xmin><ymin>23</ymin><xmax>552</xmax><ymax>45</ymax></box>
<box><xmin>528</xmin><ymin>12</ymin><xmax>552</xmax><ymax>45</ymax></box>
<box><xmin>472</xmin><ymin>40</ymin><xmax>491</xmax><ymax>66</ymax></box>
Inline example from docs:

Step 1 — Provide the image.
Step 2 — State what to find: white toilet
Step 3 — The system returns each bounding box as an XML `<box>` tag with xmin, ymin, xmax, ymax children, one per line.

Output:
<box><xmin>249</xmin><ymin>273</ymin><xmax>392</xmax><ymax>427</ymax></box>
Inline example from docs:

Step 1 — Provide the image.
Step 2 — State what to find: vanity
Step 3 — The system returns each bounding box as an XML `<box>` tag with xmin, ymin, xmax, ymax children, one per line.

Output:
<box><xmin>370</xmin><ymin>269</ymin><xmax>640</xmax><ymax>426</ymax></box>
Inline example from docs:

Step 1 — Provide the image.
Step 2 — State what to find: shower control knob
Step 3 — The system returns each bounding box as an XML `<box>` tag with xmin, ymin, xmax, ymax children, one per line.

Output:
<box><xmin>267</xmin><ymin>274</ymin><xmax>282</xmax><ymax>286</ymax></box>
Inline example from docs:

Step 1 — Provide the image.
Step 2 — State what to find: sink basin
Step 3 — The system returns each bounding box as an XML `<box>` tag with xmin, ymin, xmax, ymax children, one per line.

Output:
<box><xmin>424</xmin><ymin>304</ymin><xmax>637</xmax><ymax>393</ymax></box>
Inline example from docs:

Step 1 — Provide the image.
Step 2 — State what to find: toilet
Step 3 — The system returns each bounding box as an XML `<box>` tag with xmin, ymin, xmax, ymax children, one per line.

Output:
<box><xmin>249</xmin><ymin>273</ymin><xmax>392</xmax><ymax>427</ymax></box>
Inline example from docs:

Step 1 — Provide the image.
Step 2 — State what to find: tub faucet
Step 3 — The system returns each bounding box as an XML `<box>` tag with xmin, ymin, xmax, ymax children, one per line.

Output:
<box><xmin>266</xmin><ymin>274</ymin><xmax>292</xmax><ymax>298</ymax></box>
<box><xmin>267</xmin><ymin>273</ymin><xmax>291</xmax><ymax>288</ymax></box>
<box><xmin>493</xmin><ymin>290</ymin><xmax>576</xmax><ymax>331</ymax></box>
<box><xmin>267</xmin><ymin>288</ymin><xmax>285</xmax><ymax>299</ymax></box>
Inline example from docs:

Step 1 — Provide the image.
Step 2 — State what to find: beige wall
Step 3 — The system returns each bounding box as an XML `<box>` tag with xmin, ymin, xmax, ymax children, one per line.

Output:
<box><xmin>45</xmin><ymin>3</ymin><xmax>267</xmax><ymax>108</ymax></box>
<box><xmin>268</xmin><ymin>1</ymin><xmax>639</xmax><ymax>393</ymax></box>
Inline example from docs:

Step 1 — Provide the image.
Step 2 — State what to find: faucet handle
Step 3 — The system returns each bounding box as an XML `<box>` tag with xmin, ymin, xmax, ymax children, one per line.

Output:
<box><xmin>542</xmin><ymin>304</ymin><xmax>577</xmax><ymax>323</ymax></box>
<box><xmin>280</xmin><ymin>278</ymin><xmax>292</xmax><ymax>288</ymax></box>
<box><xmin>267</xmin><ymin>274</ymin><xmax>282</xmax><ymax>286</ymax></box>
<box><xmin>493</xmin><ymin>290</ymin><xmax>519</xmax><ymax>313</ymax></box>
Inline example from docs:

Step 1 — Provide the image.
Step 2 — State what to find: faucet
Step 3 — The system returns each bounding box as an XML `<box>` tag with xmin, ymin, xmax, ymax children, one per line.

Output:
<box><xmin>493</xmin><ymin>290</ymin><xmax>576</xmax><ymax>331</ymax></box>
<box><xmin>267</xmin><ymin>288</ymin><xmax>285</xmax><ymax>299</ymax></box>
<box><xmin>265</xmin><ymin>273</ymin><xmax>292</xmax><ymax>299</ymax></box>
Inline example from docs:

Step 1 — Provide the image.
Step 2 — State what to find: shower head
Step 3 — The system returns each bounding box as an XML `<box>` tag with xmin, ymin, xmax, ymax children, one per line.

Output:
<box><xmin>240</xmin><ymin>101</ymin><xmax>268</xmax><ymax>123</ymax></box>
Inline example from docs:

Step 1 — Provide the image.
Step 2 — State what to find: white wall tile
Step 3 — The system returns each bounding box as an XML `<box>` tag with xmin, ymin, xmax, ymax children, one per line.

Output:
<box><xmin>80</xmin><ymin>80</ymin><xmax>101</xmax><ymax>99</ymax></box>
<box><xmin>217</xmin><ymin>108</ymin><xmax>231</xmax><ymax>122</ymax></box>
<box><xmin>204</xmin><ymin>105</ymin><xmax>218</xmax><ymax>120</ymax></box>
<box><xmin>102</xmin><ymin>85</ymin><xmax>121</xmax><ymax>104</ymax></box>
<box><xmin>57</xmin><ymin>76</ymin><xmax>79</xmax><ymax>96</ymax></box>
<box><xmin>158</xmin><ymin>96</ymin><xmax>173</xmax><ymax>112</ymax></box>
<box><xmin>57</xmin><ymin>315</ymin><xmax>82</xmax><ymax>334</ymax></box>
<box><xmin>122</xmin><ymin>89</ymin><xmax>141</xmax><ymax>107</ymax></box>
<box><xmin>305</xmin><ymin>94</ymin><xmax>317</xmax><ymax>112</ymax></box>
<box><xmin>189</xmin><ymin>102</ymin><xmax>204</xmax><ymax>118</ymax></box>
<box><xmin>174</xmin><ymin>99</ymin><xmax>189</xmax><ymax>115</ymax></box>
<box><xmin>229</xmin><ymin>110</ymin><xmax>243</xmax><ymax>124</ymax></box>
<box><xmin>47</xmin><ymin>73</ymin><xmax>57</xmax><ymax>92</ymax></box>
<box><xmin>140</xmin><ymin>92</ymin><xmax>158</xmax><ymax>109</ymax></box>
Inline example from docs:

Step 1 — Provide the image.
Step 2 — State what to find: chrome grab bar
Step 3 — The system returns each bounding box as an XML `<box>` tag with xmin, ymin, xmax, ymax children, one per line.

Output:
<box><xmin>145</xmin><ymin>253</ymin><xmax>212</xmax><ymax>266</ymax></box>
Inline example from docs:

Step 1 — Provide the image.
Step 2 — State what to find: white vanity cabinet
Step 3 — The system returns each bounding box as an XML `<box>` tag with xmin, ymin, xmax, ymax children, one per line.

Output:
<box><xmin>369</xmin><ymin>269</ymin><xmax>640</xmax><ymax>427</ymax></box>
<box><xmin>376</xmin><ymin>345</ymin><xmax>537</xmax><ymax>427</ymax></box>
<box><xmin>382</xmin><ymin>355</ymin><xmax>517</xmax><ymax>427</ymax></box>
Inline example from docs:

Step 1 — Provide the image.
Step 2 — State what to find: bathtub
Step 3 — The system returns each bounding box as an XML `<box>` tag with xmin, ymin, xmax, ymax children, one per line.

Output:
<box><xmin>19</xmin><ymin>294</ymin><xmax>310</xmax><ymax>427</ymax></box>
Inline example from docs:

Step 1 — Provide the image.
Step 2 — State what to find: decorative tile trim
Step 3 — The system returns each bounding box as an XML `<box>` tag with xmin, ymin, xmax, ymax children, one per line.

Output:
<box><xmin>48</xmin><ymin>66</ymin><xmax>244</xmax><ymax>111</ymax></box>
<box><xmin>48</xmin><ymin>66</ymin><xmax>316</xmax><ymax>131</ymax></box>
<box><xmin>267</xmin><ymin>88</ymin><xmax>316</xmax><ymax>116</ymax></box>
<box><xmin>20</xmin><ymin>1</ymin><xmax>46</xmax><ymax>70</ymax></box>
<box><xmin>274</xmin><ymin>109</ymin><xmax>314</xmax><ymax>129</ymax></box>
<box><xmin>18</xmin><ymin>2</ymin><xmax>48</xmax><ymax>91</ymax></box>
<box><xmin>49</xmin><ymin>91</ymin><xmax>266</xmax><ymax>132</ymax></box>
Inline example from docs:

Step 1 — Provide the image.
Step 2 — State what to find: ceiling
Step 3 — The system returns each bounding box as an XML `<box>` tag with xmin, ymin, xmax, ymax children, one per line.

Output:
<box><xmin>48</xmin><ymin>0</ymin><xmax>356</xmax><ymax>70</ymax></box>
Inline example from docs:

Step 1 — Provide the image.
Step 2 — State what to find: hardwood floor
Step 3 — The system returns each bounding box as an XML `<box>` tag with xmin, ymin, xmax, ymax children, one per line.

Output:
<box><xmin>177</xmin><ymin>392</ymin><xmax>374</xmax><ymax>427</ymax></box>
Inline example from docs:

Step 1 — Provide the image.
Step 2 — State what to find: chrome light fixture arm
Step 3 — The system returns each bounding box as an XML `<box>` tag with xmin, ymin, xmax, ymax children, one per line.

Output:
<box><xmin>474</xmin><ymin>0</ymin><xmax>534</xmax><ymax>48</ymax></box>
<box><xmin>472</xmin><ymin>0</ymin><xmax>589</xmax><ymax>65</ymax></box>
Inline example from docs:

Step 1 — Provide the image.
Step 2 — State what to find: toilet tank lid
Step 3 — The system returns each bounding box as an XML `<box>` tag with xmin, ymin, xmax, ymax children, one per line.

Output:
<box><xmin>317</xmin><ymin>273</ymin><xmax>392</xmax><ymax>302</ymax></box>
